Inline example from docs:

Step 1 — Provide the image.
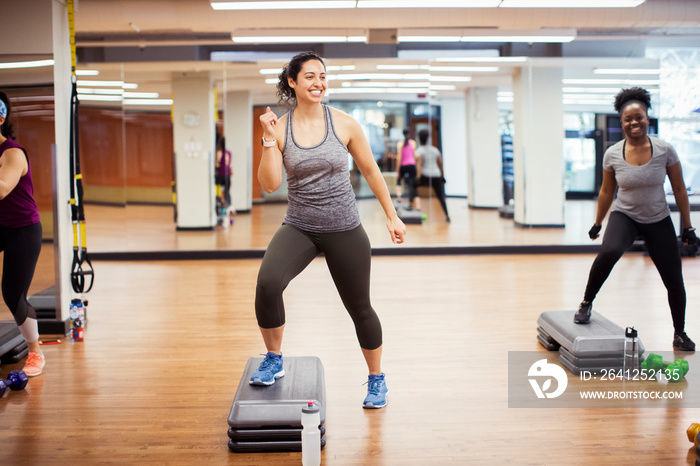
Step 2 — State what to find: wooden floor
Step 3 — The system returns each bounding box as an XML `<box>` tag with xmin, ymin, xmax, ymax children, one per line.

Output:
<box><xmin>1</xmin><ymin>199</ymin><xmax>700</xmax><ymax>465</ymax></box>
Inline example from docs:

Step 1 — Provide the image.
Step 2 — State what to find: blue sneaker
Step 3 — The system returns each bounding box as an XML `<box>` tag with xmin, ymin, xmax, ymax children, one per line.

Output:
<box><xmin>362</xmin><ymin>372</ymin><xmax>388</xmax><ymax>409</ymax></box>
<box><xmin>249</xmin><ymin>352</ymin><xmax>285</xmax><ymax>386</ymax></box>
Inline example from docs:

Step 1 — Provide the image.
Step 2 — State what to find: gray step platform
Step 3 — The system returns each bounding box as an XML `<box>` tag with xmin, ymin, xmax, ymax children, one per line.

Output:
<box><xmin>0</xmin><ymin>321</ymin><xmax>25</xmax><ymax>360</ymax></box>
<box><xmin>227</xmin><ymin>356</ymin><xmax>326</xmax><ymax>453</ymax></box>
<box><xmin>397</xmin><ymin>209</ymin><xmax>423</xmax><ymax>224</ymax></box>
<box><xmin>537</xmin><ymin>310</ymin><xmax>645</xmax><ymax>359</ymax></box>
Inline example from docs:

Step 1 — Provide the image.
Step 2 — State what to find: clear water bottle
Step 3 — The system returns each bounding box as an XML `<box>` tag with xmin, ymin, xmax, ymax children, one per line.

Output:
<box><xmin>623</xmin><ymin>326</ymin><xmax>639</xmax><ymax>380</ymax></box>
<box><xmin>69</xmin><ymin>299</ymin><xmax>85</xmax><ymax>342</ymax></box>
<box><xmin>301</xmin><ymin>400</ymin><xmax>321</xmax><ymax>466</ymax></box>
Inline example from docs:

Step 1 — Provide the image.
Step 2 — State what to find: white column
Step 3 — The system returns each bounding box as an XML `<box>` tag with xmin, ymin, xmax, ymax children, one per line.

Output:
<box><xmin>172</xmin><ymin>72</ymin><xmax>216</xmax><ymax>229</ymax></box>
<box><xmin>51</xmin><ymin>0</ymin><xmax>73</xmax><ymax>326</ymax></box>
<box><xmin>438</xmin><ymin>98</ymin><xmax>468</xmax><ymax>197</ymax></box>
<box><xmin>512</xmin><ymin>65</ymin><xmax>565</xmax><ymax>227</ymax></box>
<box><xmin>224</xmin><ymin>91</ymin><xmax>253</xmax><ymax>212</ymax></box>
<box><xmin>465</xmin><ymin>87</ymin><xmax>503</xmax><ymax>208</ymax></box>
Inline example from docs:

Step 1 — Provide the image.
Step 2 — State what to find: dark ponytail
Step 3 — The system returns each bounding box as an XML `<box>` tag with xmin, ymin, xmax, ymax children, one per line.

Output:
<box><xmin>276</xmin><ymin>51</ymin><xmax>326</xmax><ymax>108</ymax></box>
<box><xmin>0</xmin><ymin>92</ymin><xmax>14</xmax><ymax>139</ymax></box>
<box><xmin>403</xmin><ymin>128</ymin><xmax>410</xmax><ymax>146</ymax></box>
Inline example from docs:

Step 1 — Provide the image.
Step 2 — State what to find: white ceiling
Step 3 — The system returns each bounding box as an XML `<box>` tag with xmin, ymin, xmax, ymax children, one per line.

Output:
<box><xmin>6</xmin><ymin>0</ymin><xmax>700</xmax><ymax>110</ymax></box>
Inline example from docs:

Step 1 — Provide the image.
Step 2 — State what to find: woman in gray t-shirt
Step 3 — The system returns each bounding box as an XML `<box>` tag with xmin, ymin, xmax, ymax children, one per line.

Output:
<box><xmin>574</xmin><ymin>87</ymin><xmax>697</xmax><ymax>351</ymax></box>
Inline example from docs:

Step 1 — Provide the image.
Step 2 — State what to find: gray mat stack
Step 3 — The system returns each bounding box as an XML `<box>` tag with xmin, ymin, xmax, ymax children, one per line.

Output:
<box><xmin>227</xmin><ymin>356</ymin><xmax>326</xmax><ymax>453</ymax></box>
<box><xmin>537</xmin><ymin>310</ymin><xmax>645</xmax><ymax>375</ymax></box>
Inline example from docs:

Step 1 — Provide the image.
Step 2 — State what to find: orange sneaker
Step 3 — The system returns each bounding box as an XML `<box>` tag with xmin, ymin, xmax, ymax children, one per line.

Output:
<box><xmin>22</xmin><ymin>352</ymin><xmax>45</xmax><ymax>377</ymax></box>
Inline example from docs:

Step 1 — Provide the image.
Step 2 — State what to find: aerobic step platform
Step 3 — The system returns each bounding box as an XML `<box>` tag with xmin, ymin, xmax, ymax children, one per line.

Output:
<box><xmin>227</xmin><ymin>356</ymin><xmax>326</xmax><ymax>453</ymax></box>
<box><xmin>397</xmin><ymin>209</ymin><xmax>423</xmax><ymax>225</ymax></box>
<box><xmin>0</xmin><ymin>321</ymin><xmax>25</xmax><ymax>362</ymax></box>
<box><xmin>537</xmin><ymin>310</ymin><xmax>645</xmax><ymax>374</ymax></box>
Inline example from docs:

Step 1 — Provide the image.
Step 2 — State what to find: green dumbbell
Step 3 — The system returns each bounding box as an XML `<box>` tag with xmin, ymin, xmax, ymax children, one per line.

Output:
<box><xmin>641</xmin><ymin>353</ymin><xmax>689</xmax><ymax>382</ymax></box>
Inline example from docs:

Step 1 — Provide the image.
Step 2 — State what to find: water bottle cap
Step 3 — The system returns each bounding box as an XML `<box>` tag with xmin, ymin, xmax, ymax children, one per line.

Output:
<box><xmin>625</xmin><ymin>326</ymin><xmax>638</xmax><ymax>338</ymax></box>
<box><xmin>302</xmin><ymin>400</ymin><xmax>320</xmax><ymax>414</ymax></box>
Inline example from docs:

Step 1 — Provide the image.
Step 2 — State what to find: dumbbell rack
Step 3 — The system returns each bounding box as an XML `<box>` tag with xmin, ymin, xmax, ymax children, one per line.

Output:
<box><xmin>537</xmin><ymin>310</ymin><xmax>646</xmax><ymax>375</ymax></box>
<box><xmin>227</xmin><ymin>356</ymin><xmax>326</xmax><ymax>453</ymax></box>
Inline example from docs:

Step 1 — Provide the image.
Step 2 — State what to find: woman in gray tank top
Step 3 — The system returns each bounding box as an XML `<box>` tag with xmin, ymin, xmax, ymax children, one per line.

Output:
<box><xmin>250</xmin><ymin>52</ymin><xmax>406</xmax><ymax>409</ymax></box>
<box><xmin>574</xmin><ymin>87</ymin><xmax>697</xmax><ymax>352</ymax></box>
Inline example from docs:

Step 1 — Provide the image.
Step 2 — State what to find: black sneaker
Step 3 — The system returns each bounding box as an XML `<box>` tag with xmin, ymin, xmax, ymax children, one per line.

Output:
<box><xmin>574</xmin><ymin>301</ymin><xmax>592</xmax><ymax>324</ymax></box>
<box><xmin>673</xmin><ymin>332</ymin><xmax>696</xmax><ymax>351</ymax></box>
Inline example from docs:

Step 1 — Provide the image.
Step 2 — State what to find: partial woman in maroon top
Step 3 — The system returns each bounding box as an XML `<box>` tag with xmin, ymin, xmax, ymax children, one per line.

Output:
<box><xmin>0</xmin><ymin>91</ymin><xmax>45</xmax><ymax>377</ymax></box>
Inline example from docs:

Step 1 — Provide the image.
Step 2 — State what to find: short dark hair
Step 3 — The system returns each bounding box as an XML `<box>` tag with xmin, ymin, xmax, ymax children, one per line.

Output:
<box><xmin>614</xmin><ymin>87</ymin><xmax>651</xmax><ymax>114</ymax></box>
<box><xmin>418</xmin><ymin>129</ymin><xmax>429</xmax><ymax>145</ymax></box>
<box><xmin>0</xmin><ymin>91</ymin><xmax>14</xmax><ymax>139</ymax></box>
<box><xmin>276</xmin><ymin>51</ymin><xmax>326</xmax><ymax>108</ymax></box>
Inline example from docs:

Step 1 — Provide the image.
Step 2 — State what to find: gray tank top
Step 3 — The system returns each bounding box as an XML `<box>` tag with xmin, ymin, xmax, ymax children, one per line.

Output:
<box><xmin>282</xmin><ymin>105</ymin><xmax>361</xmax><ymax>233</ymax></box>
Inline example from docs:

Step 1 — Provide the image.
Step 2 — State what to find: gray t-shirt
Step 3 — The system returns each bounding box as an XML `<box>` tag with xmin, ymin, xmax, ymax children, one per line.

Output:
<box><xmin>415</xmin><ymin>144</ymin><xmax>442</xmax><ymax>178</ymax></box>
<box><xmin>282</xmin><ymin>105</ymin><xmax>361</xmax><ymax>233</ymax></box>
<box><xmin>603</xmin><ymin>137</ymin><xmax>679</xmax><ymax>223</ymax></box>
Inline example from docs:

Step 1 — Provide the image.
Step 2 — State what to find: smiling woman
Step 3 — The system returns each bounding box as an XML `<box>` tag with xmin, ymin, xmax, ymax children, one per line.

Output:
<box><xmin>575</xmin><ymin>86</ymin><xmax>698</xmax><ymax>352</ymax></box>
<box><xmin>249</xmin><ymin>50</ymin><xmax>406</xmax><ymax>409</ymax></box>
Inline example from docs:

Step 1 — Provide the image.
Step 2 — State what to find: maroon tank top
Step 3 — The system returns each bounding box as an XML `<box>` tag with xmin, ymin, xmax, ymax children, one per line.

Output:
<box><xmin>0</xmin><ymin>138</ymin><xmax>41</xmax><ymax>228</ymax></box>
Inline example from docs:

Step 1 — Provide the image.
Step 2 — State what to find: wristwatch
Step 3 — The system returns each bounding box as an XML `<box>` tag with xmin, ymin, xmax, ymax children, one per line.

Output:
<box><xmin>261</xmin><ymin>137</ymin><xmax>276</xmax><ymax>148</ymax></box>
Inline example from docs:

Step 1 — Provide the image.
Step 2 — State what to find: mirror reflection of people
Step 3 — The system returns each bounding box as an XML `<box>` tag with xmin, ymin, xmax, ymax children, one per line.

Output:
<box><xmin>0</xmin><ymin>91</ymin><xmax>45</xmax><ymax>375</ymax></box>
<box><xmin>415</xmin><ymin>129</ymin><xmax>450</xmax><ymax>222</ymax></box>
<box><xmin>574</xmin><ymin>87</ymin><xmax>697</xmax><ymax>351</ymax></box>
<box><xmin>215</xmin><ymin>136</ymin><xmax>232</xmax><ymax>212</ymax></box>
<box><xmin>396</xmin><ymin>128</ymin><xmax>419</xmax><ymax>210</ymax></box>
<box><xmin>251</xmin><ymin>52</ymin><xmax>406</xmax><ymax>408</ymax></box>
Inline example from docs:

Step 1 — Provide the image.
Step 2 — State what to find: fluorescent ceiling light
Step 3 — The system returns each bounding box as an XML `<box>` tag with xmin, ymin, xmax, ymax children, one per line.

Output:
<box><xmin>0</xmin><ymin>59</ymin><xmax>54</xmax><ymax>70</ymax></box>
<box><xmin>562</xmin><ymin>87</ymin><xmax>660</xmax><ymax>94</ymax></box>
<box><xmin>376</xmin><ymin>64</ymin><xmax>430</xmax><ymax>70</ymax></box>
<box><xmin>461</xmin><ymin>34</ymin><xmax>574</xmax><ymax>43</ymax></box>
<box><xmin>233</xmin><ymin>35</ymin><xmax>365</xmax><ymax>43</ymax></box>
<box><xmin>75</xmin><ymin>70</ymin><xmax>100</xmax><ymax>76</ymax></box>
<box><xmin>358</xmin><ymin>0</ymin><xmax>499</xmax><ymax>7</ymax></box>
<box><xmin>124</xmin><ymin>99</ymin><xmax>174</xmax><ymax>106</ymax></box>
<box><xmin>428</xmin><ymin>66</ymin><xmax>499</xmax><ymax>72</ymax></box>
<box><xmin>212</xmin><ymin>1</ymin><xmax>355</xmax><ymax>10</ymax></box>
<box><xmin>78</xmin><ymin>88</ymin><xmax>124</xmax><ymax>95</ymax></box>
<box><xmin>563</xmin><ymin>78</ymin><xmax>659</xmax><ymax>86</ymax></box>
<box><xmin>327</xmin><ymin>87</ymin><xmax>433</xmax><ymax>94</ymax></box>
<box><xmin>429</xmin><ymin>75</ymin><xmax>472</xmax><ymax>82</ymax></box>
<box><xmin>434</xmin><ymin>57</ymin><xmax>527</xmax><ymax>63</ymax></box>
<box><xmin>77</xmin><ymin>95</ymin><xmax>123</xmax><ymax>102</ymax></box>
<box><xmin>399</xmin><ymin>36</ymin><xmax>462</xmax><ymax>42</ymax></box>
<box><xmin>564</xmin><ymin>99</ymin><xmax>616</xmax><ymax>105</ymax></box>
<box><xmin>123</xmin><ymin>92</ymin><xmax>160</xmax><ymax>98</ymax></box>
<box><xmin>77</xmin><ymin>80</ymin><xmax>139</xmax><ymax>89</ymax></box>
<box><xmin>399</xmin><ymin>29</ymin><xmax>575</xmax><ymax>43</ymax></box>
<box><xmin>260</xmin><ymin>65</ymin><xmax>354</xmax><ymax>74</ymax></box>
<box><xmin>593</xmin><ymin>68</ymin><xmax>659</xmax><ymax>75</ymax></box>
<box><xmin>500</xmin><ymin>0</ymin><xmax>644</xmax><ymax>7</ymax></box>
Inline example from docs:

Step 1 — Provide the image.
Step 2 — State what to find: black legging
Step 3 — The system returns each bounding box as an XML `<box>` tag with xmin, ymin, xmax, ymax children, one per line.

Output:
<box><xmin>255</xmin><ymin>223</ymin><xmax>382</xmax><ymax>350</ymax></box>
<box><xmin>399</xmin><ymin>165</ymin><xmax>418</xmax><ymax>202</ymax></box>
<box><xmin>0</xmin><ymin>222</ymin><xmax>42</xmax><ymax>326</ymax></box>
<box><xmin>419</xmin><ymin>176</ymin><xmax>449</xmax><ymax>217</ymax></box>
<box><xmin>583</xmin><ymin>211</ymin><xmax>685</xmax><ymax>332</ymax></box>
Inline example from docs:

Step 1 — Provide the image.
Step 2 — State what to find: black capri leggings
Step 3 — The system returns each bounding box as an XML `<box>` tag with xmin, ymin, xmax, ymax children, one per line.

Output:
<box><xmin>0</xmin><ymin>222</ymin><xmax>42</xmax><ymax>326</ymax></box>
<box><xmin>583</xmin><ymin>211</ymin><xmax>686</xmax><ymax>332</ymax></box>
<box><xmin>419</xmin><ymin>176</ymin><xmax>449</xmax><ymax>217</ymax></box>
<box><xmin>255</xmin><ymin>223</ymin><xmax>382</xmax><ymax>350</ymax></box>
<box><xmin>399</xmin><ymin>165</ymin><xmax>418</xmax><ymax>202</ymax></box>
